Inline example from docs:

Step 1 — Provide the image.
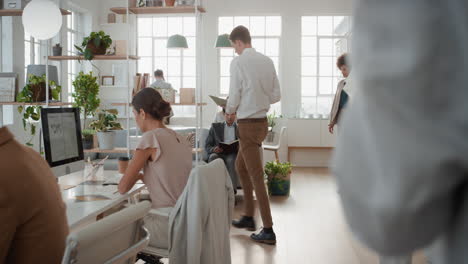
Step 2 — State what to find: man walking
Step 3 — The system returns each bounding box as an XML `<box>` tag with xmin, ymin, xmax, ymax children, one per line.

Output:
<box><xmin>226</xmin><ymin>25</ymin><xmax>281</xmax><ymax>245</ymax></box>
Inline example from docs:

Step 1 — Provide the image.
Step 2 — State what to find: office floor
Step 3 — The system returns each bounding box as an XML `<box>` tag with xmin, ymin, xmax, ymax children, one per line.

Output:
<box><xmin>230</xmin><ymin>167</ymin><xmax>427</xmax><ymax>264</ymax></box>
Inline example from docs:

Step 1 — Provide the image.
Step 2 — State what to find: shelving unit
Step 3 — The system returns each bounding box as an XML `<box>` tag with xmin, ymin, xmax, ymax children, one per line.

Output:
<box><xmin>0</xmin><ymin>102</ymin><xmax>73</xmax><ymax>106</ymax></box>
<box><xmin>48</xmin><ymin>55</ymin><xmax>139</xmax><ymax>61</ymax></box>
<box><xmin>0</xmin><ymin>8</ymin><xmax>71</xmax><ymax>16</ymax></box>
<box><xmin>110</xmin><ymin>6</ymin><xmax>206</xmax><ymax>15</ymax></box>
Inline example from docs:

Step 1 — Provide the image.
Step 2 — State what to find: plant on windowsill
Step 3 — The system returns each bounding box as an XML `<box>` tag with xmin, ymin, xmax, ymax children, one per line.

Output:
<box><xmin>265</xmin><ymin>161</ymin><xmax>292</xmax><ymax>196</ymax></box>
<box><xmin>16</xmin><ymin>74</ymin><xmax>61</xmax><ymax>147</ymax></box>
<box><xmin>74</xmin><ymin>31</ymin><xmax>113</xmax><ymax>61</ymax></box>
<box><xmin>89</xmin><ymin>109</ymin><xmax>123</xmax><ymax>150</ymax></box>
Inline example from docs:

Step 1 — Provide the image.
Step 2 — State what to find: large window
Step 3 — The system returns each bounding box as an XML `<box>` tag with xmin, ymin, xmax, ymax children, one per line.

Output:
<box><xmin>301</xmin><ymin>16</ymin><xmax>351</xmax><ymax>117</ymax></box>
<box><xmin>218</xmin><ymin>16</ymin><xmax>281</xmax><ymax>96</ymax></box>
<box><xmin>137</xmin><ymin>16</ymin><xmax>196</xmax><ymax>93</ymax></box>
<box><xmin>66</xmin><ymin>12</ymin><xmax>85</xmax><ymax>102</ymax></box>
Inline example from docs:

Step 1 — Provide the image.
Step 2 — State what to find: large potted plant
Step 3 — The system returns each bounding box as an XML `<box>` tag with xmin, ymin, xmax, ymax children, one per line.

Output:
<box><xmin>265</xmin><ymin>161</ymin><xmax>292</xmax><ymax>196</ymax></box>
<box><xmin>89</xmin><ymin>109</ymin><xmax>123</xmax><ymax>150</ymax></box>
<box><xmin>72</xmin><ymin>71</ymin><xmax>100</xmax><ymax>129</ymax></box>
<box><xmin>75</xmin><ymin>31</ymin><xmax>112</xmax><ymax>60</ymax></box>
<box><xmin>16</xmin><ymin>74</ymin><xmax>61</xmax><ymax>147</ymax></box>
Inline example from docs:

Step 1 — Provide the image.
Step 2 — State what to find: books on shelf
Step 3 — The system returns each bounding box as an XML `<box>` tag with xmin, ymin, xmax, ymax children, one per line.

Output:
<box><xmin>133</xmin><ymin>73</ymin><xmax>150</xmax><ymax>96</ymax></box>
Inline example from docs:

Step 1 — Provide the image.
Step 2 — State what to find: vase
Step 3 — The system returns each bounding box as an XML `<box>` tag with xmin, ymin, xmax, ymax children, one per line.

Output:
<box><xmin>82</xmin><ymin>137</ymin><xmax>94</xmax><ymax>150</ymax></box>
<box><xmin>165</xmin><ymin>0</ymin><xmax>176</xmax><ymax>6</ymax></box>
<box><xmin>52</xmin><ymin>46</ymin><xmax>62</xmax><ymax>56</ymax></box>
<box><xmin>97</xmin><ymin>131</ymin><xmax>116</xmax><ymax>150</ymax></box>
<box><xmin>267</xmin><ymin>172</ymin><xmax>291</xmax><ymax>196</ymax></box>
<box><xmin>266</xmin><ymin>131</ymin><xmax>275</xmax><ymax>142</ymax></box>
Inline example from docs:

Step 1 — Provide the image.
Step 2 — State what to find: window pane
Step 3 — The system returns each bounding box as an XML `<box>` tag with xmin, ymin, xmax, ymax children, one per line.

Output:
<box><xmin>319</xmin><ymin>77</ymin><xmax>333</xmax><ymax>95</ymax></box>
<box><xmin>167</xmin><ymin>77</ymin><xmax>181</xmax><ymax>91</ymax></box>
<box><xmin>183</xmin><ymin>17</ymin><xmax>196</xmax><ymax>36</ymax></box>
<box><xmin>183</xmin><ymin>77</ymin><xmax>196</xmax><ymax>88</ymax></box>
<box><xmin>318</xmin><ymin>16</ymin><xmax>333</xmax><ymax>36</ymax></box>
<box><xmin>319</xmin><ymin>38</ymin><xmax>333</xmax><ymax>56</ymax></box>
<box><xmin>154</xmin><ymin>39</ymin><xmax>167</xmax><ymax>56</ymax></box>
<box><xmin>138</xmin><ymin>18</ymin><xmax>152</xmax><ymax>37</ymax></box>
<box><xmin>302</xmin><ymin>97</ymin><xmax>317</xmax><ymax>116</ymax></box>
<box><xmin>138</xmin><ymin>57</ymin><xmax>152</xmax><ymax>74</ymax></box>
<box><xmin>319</xmin><ymin>57</ymin><xmax>333</xmax><ymax>76</ymax></box>
<box><xmin>317</xmin><ymin>96</ymin><xmax>333</xmax><ymax>115</ymax></box>
<box><xmin>302</xmin><ymin>16</ymin><xmax>317</xmax><ymax>36</ymax></box>
<box><xmin>302</xmin><ymin>57</ymin><xmax>317</xmax><ymax>76</ymax></box>
<box><xmin>153</xmin><ymin>17</ymin><xmax>167</xmax><ymax>37</ymax></box>
<box><xmin>220</xmin><ymin>57</ymin><xmax>231</xmax><ymax>76</ymax></box>
<box><xmin>234</xmin><ymin>16</ymin><xmax>249</xmax><ymax>28</ymax></box>
<box><xmin>250</xmin><ymin>16</ymin><xmax>265</xmax><ymax>36</ymax></box>
<box><xmin>219</xmin><ymin>17</ymin><xmax>233</xmax><ymax>35</ymax></box>
<box><xmin>168</xmin><ymin>17</ymin><xmax>183</xmax><ymax>35</ymax></box>
<box><xmin>302</xmin><ymin>77</ymin><xmax>317</xmax><ymax>96</ymax></box>
<box><xmin>183</xmin><ymin>57</ymin><xmax>196</xmax><ymax>76</ymax></box>
<box><xmin>168</xmin><ymin>57</ymin><xmax>181</xmax><ymax>76</ymax></box>
<box><xmin>220</xmin><ymin>77</ymin><xmax>230</xmax><ymax>95</ymax></box>
<box><xmin>333</xmin><ymin>16</ymin><xmax>345</xmax><ymax>35</ymax></box>
<box><xmin>220</xmin><ymin>49</ymin><xmax>234</xmax><ymax>56</ymax></box>
<box><xmin>302</xmin><ymin>36</ymin><xmax>317</xmax><ymax>56</ymax></box>
<box><xmin>265</xmin><ymin>38</ymin><xmax>279</xmax><ymax>57</ymax></box>
<box><xmin>266</xmin><ymin>16</ymin><xmax>281</xmax><ymax>36</ymax></box>
<box><xmin>24</xmin><ymin>41</ymin><xmax>31</xmax><ymax>66</ymax></box>
<box><xmin>252</xmin><ymin>38</ymin><xmax>265</xmax><ymax>54</ymax></box>
<box><xmin>168</xmin><ymin>48</ymin><xmax>181</xmax><ymax>57</ymax></box>
<box><xmin>184</xmin><ymin>37</ymin><xmax>196</xmax><ymax>57</ymax></box>
<box><xmin>138</xmin><ymin>37</ymin><xmax>152</xmax><ymax>57</ymax></box>
<box><xmin>34</xmin><ymin>44</ymin><xmax>40</xmax><ymax>64</ymax></box>
<box><xmin>154</xmin><ymin>57</ymin><xmax>168</xmax><ymax>74</ymax></box>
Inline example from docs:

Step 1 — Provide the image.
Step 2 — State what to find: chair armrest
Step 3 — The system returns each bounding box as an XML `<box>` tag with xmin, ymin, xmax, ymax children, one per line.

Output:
<box><xmin>149</xmin><ymin>207</ymin><xmax>173</xmax><ymax>217</ymax></box>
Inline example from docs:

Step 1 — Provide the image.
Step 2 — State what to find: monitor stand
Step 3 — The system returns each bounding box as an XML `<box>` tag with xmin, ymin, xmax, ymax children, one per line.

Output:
<box><xmin>52</xmin><ymin>160</ymin><xmax>85</xmax><ymax>178</ymax></box>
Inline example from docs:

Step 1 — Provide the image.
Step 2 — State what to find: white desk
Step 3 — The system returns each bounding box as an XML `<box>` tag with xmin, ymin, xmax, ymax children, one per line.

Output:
<box><xmin>59</xmin><ymin>171</ymin><xmax>145</xmax><ymax>231</ymax></box>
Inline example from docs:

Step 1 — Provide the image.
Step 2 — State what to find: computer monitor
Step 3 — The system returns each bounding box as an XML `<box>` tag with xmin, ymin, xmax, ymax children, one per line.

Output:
<box><xmin>41</xmin><ymin>107</ymin><xmax>84</xmax><ymax>177</ymax></box>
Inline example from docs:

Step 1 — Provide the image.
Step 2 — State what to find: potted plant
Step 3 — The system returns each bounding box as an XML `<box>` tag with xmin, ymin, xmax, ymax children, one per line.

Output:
<box><xmin>266</xmin><ymin>111</ymin><xmax>278</xmax><ymax>142</ymax></box>
<box><xmin>89</xmin><ymin>109</ymin><xmax>123</xmax><ymax>150</ymax></box>
<box><xmin>82</xmin><ymin>129</ymin><xmax>95</xmax><ymax>150</ymax></box>
<box><xmin>74</xmin><ymin>31</ymin><xmax>113</xmax><ymax>60</ymax></box>
<box><xmin>52</xmin><ymin>43</ymin><xmax>62</xmax><ymax>56</ymax></box>
<box><xmin>72</xmin><ymin>71</ymin><xmax>100</xmax><ymax>129</ymax></box>
<box><xmin>265</xmin><ymin>161</ymin><xmax>292</xmax><ymax>196</ymax></box>
<box><xmin>16</xmin><ymin>74</ymin><xmax>61</xmax><ymax>147</ymax></box>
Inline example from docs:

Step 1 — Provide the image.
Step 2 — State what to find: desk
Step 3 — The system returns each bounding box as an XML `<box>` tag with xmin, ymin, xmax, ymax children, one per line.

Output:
<box><xmin>59</xmin><ymin>170</ymin><xmax>145</xmax><ymax>231</ymax></box>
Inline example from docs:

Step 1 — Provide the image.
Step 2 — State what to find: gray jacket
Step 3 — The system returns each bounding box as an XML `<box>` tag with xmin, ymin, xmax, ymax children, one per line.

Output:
<box><xmin>332</xmin><ymin>1</ymin><xmax>468</xmax><ymax>263</ymax></box>
<box><xmin>205</xmin><ymin>122</ymin><xmax>238</xmax><ymax>155</ymax></box>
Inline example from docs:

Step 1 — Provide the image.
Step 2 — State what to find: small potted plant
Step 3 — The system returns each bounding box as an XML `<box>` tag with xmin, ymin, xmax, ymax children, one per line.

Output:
<box><xmin>82</xmin><ymin>129</ymin><xmax>95</xmax><ymax>150</ymax></box>
<box><xmin>265</xmin><ymin>161</ymin><xmax>292</xmax><ymax>196</ymax></box>
<box><xmin>266</xmin><ymin>112</ymin><xmax>278</xmax><ymax>142</ymax></box>
<box><xmin>89</xmin><ymin>109</ymin><xmax>123</xmax><ymax>150</ymax></box>
<box><xmin>72</xmin><ymin>71</ymin><xmax>100</xmax><ymax>129</ymax></box>
<box><xmin>52</xmin><ymin>43</ymin><xmax>63</xmax><ymax>56</ymax></box>
<box><xmin>75</xmin><ymin>31</ymin><xmax>112</xmax><ymax>60</ymax></box>
<box><xmin>16</xmin><ymin>74</ymin><xmax>61</xmax><ymax>147</ymax></box>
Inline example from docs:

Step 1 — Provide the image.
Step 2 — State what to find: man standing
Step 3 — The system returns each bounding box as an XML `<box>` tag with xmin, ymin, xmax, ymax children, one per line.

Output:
<box><xmin>205</xmin><ymin>109</ymin><xmax>240</xmax><ymax>191</ymax></box>
<box><xmin>226</xmin><ymin>26</ymin><xmax>281</xmax><ymax>245</ymax></box>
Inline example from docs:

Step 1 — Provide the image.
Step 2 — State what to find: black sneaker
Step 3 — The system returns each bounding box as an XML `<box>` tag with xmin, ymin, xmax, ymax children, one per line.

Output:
<box><xmin>232</xmin><ymin>216</ymin><xmax>256</xmax><ymax>231</ymax></box>
<box><xmin>250</xmin><ymin>228</ymin><xmax>276</xmax><ymax>245</ymax></box>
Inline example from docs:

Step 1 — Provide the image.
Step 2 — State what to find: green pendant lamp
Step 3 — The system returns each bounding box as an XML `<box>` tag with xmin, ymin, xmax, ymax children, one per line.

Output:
<box><xmin>167</xmin><ymin>34</ymin><xmax>188</xmax><ymax>49</ymax></box>
<box><xmin>215</xmin><ymin>34</ymin><xmax>232</xmax><ymax>48</ymax></box>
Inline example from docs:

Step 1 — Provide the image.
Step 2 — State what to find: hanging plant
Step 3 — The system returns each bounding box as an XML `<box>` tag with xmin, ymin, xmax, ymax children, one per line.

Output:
<box><xmin>16</xmin><ymin>74</ymin><xmax>61</xmax><ymax>147</ymax></box>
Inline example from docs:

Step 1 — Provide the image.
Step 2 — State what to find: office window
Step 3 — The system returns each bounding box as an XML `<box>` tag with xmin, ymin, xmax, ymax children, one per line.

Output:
<box><xmin>24</xmin><ymin>32</ymin><xmax>42</xmax><ymax>80</ymax></box>
<box><xmin>66</xmin><ymin>12</ymin><xmax>85</xmax><ymax>102</ymax></box>
<box><xmin>301</xmin><ymin>16</ymin><xmax>351</xmax><ymax>117</ymax></box>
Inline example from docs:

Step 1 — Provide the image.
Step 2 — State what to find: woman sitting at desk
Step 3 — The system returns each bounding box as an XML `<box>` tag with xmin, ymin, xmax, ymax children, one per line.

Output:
<box><xmin>118</xmin><ymin>88</ymin><xmax>192</xmax><ymax>248</ymax></box>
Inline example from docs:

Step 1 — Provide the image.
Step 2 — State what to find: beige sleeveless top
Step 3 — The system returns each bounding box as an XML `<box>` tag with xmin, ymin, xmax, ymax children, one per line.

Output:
<box><xmin>137</xmin><ymin>128</ymin><xmax>192</xmax><ymax>208</ymax></box>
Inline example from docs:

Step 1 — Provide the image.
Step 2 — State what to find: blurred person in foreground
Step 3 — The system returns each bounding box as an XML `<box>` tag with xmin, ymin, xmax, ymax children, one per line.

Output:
<box><xmin>332</xmin><ymin>1</ymin><xmax>468</xmax><ymax>264</ymax></box>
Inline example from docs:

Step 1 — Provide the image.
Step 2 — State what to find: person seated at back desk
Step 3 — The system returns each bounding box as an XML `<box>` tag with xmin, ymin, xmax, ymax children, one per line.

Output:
<box><xmin>0</xmin><ymin>127</ymin><xmax>69</xmax><ymax>264</ymax></box>
<box><xmin>205</xmin><ymin>109</ymin><xmax>240</xmax><ymax>191</ymax></box>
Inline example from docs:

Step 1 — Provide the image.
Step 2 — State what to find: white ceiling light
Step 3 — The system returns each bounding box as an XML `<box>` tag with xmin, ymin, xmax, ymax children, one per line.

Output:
<box><xmin>22</xmin><ymin>0</ymin><xmax>63</xmax><ymax>40</ymax></box>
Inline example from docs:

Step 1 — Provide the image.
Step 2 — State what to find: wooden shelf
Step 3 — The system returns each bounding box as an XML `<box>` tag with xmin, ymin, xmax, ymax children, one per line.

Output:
<box><xmin>48</xmin><ymin>55</ymin><xmax>139</xmax><ymax>61</ymax></box>
<box><xmin>84</xmin><ymin>147</ymin><xmax>202</xmax><ymax>154</ymax></box>
<box><xmin>110</xmin><ymin>6</ymin><xmax>206</xmax><ymax>15</ymax></box>
<box><xmin>0</xmin><ymin>102</ymin><xmax>73</xmax><ymax>106</ymax></box>
<box><xmin>111</xmin><ymin>102</ymin><xmax>207</xmax><ymax>106</ymax></box>
<box><xmin>0</xmin><ymin>8</ymin><xmax>71</xmax><ymax>16</ymax></box>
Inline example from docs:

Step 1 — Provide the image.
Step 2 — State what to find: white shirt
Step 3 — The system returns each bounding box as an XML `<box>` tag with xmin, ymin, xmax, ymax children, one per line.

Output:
<box><xmin>150</xmin><ymin>79</ymin><xmax>174</xmax><ymax>90</ymax></box>
<box><xmin>226</xmin><ymin>48</ymin><xmax>281</xmax><ymax>119</ymax></box>
<box><xmin>223</xmin><ymin>122</ymin><xmax>236</xmax><ymax>143</ymax></box>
